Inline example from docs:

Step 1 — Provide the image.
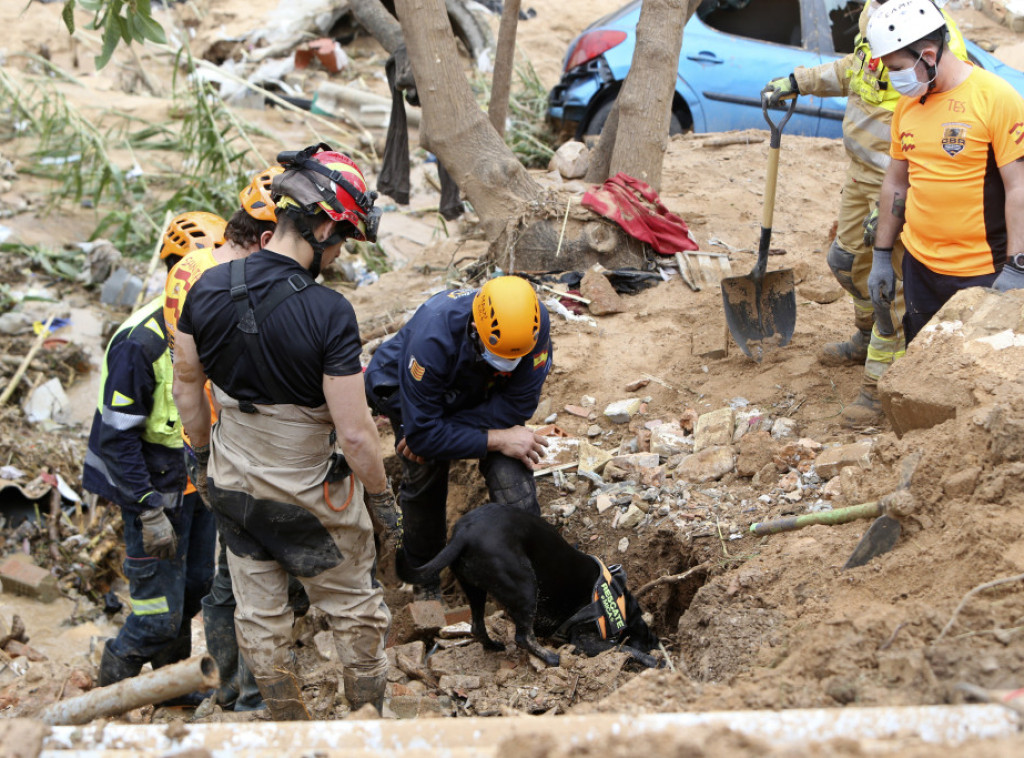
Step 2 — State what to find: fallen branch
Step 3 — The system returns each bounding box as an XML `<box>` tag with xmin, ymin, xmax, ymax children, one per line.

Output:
<box><xmin>48</xmin><ymin>485</ymin><xmax>62</xmax><ymax>565</ymax></box>
<box><xmin>0</xmin><ymin>313</ymin><xmax>55</xmax><ymax>406</ymax></box>
<box><xmin>935</xmin><ymin>572</ymin><xmax>1024</xmax><ymax>642</ymax></box>
<box><xmin>701</xmin><ymin>134</ymin><xmax>766</xmax><ymax>148</ymax></box>
<box><xmin>636</xmin><ymin>562</ymin><xmax>709</xmax><ymax>597</ymax></box>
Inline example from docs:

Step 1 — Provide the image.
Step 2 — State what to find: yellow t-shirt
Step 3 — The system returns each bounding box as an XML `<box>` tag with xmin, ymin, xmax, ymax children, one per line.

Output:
<box><xmin>891</xmin><ymin>66</ymin><xmax>1024</xmax><ymax>277</ymax></box>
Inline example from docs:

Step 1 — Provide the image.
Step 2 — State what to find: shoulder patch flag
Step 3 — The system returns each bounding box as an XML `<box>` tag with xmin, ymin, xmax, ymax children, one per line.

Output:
<box><xmin>112</xmin><ymin>391</ymin><xmax>134</xmax><ymax>407</ymax></box>
<box><xmin>409</xmin><ymin>356</ymin><xmax>425</xmax><ymax>381</ymax></box>
<box><xmin>533</xmin><ymin>350</ymin><xmax>549</xmax><ymax>370</ymax></box>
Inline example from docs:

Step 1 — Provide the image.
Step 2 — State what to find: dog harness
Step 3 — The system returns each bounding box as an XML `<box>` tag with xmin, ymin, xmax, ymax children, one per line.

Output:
<box><xmin>554</xmin><ymin>557</ymin><xmax>629</xmax><ymax>642</ymax></box>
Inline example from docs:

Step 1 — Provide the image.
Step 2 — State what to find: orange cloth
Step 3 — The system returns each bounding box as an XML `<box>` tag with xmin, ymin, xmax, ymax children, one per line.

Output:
<box><xmin>891</xmin><ymin>66</ymin><xmax>1024</xmax><ymax>277</ymax></box>
<box><xmin>164</xmin><ymin>248</ymin><xmax>221</xmax><ymax>492</ymax></box>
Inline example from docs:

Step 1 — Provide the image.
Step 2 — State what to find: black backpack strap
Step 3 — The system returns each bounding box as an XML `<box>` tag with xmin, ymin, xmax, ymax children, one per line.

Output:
<box><xmin>219</xmin><ymin>258</ymin><xmax>313</xmax><ymax>407</ymax></box>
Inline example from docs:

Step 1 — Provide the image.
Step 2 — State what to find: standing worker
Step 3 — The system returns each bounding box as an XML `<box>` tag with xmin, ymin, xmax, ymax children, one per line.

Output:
<box><xmin>866</xmin><ymin>0</ymin><xmax>1024</xmax><ymax>340</ymax></box>
<box><xmin>163</xmin><ymin>169</ymin><xmax>280</xmax><ymax>712</ymax></box>
<box><xmin>762</xmin><ymin>0</ymin><xmax>966</xmax><ymax>425</ymax></box>
<box><xmin>173</xmin><ymin>144</ymin><xmax>400</xmax><ymax>720</ymax></box>
<box><xmin>364</xmin><ymin>275</ymin><xmax>552</xmax><ymax>600</ymax></box>
<box><xmin>84</xmin><ymin>214</ymin><xmax>224</xmax><ymax>691</ymax></box>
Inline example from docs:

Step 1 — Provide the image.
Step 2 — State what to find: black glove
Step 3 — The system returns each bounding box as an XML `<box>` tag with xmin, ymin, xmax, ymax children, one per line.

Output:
<box><xmin>762</xmin><ymin>73</ymin><xmax>798</xmax><ymax>107</ymax></box>
<box><xmin>365</xmin><ymin>478</ymin><xmax>403</xmax><ymax>549</ymax></box>
<box><xmin>186</xmin><ymin>443</ymin><xmax>211</xmax><ymax>506</ymax></box>
<box><xmin>138</xmin><ymin>503</ymin><xmax>178</xmax><ymax>560</ymax></box>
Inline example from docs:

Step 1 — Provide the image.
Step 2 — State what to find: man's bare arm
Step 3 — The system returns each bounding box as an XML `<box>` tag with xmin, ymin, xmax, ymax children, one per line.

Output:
<box><xmin>874</xmin><ymin>158</ymin><xmax>910</xmax><ymax>251</ymax></box>
<box><xmin>1001</xmin><ymin>158</ymin><xmax>1024</xmax><ymax>257</ymax></box>
<box><xmin>323</xmin><ymin>372</ymin><xmax>388</xmax><ymax>494</ymax></box>
<box><xmin>172</xmin><ymin>331</ymin><xmax>212</xmax><ymax>448</ymax></box>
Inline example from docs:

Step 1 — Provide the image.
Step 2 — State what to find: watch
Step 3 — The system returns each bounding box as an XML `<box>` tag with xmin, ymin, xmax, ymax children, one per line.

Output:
<box><xmin>1010</xmin><ymin>253</ymin><xmax>1024</xmax><ymax>271</ymax></box>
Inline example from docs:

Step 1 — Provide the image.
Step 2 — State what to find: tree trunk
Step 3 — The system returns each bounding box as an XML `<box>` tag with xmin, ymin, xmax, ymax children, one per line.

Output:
<box><xmin>587</xmin><ymin>0</ymin><xmax>699</xmax><ymax>191</ymax></box>
<box><xmin>394</xmin><ymin>0</ymin><xmax>541</xmax><ymax>236</ymax></box>
<box><xmin>347</xmin><ymin>0</ymin><xmax>404</xmax><ymax>55</ymax></box>
<box><xmin>488</xmin><ymin>0</ymin><xmax>521</xmax><ymax>137</ymax></box>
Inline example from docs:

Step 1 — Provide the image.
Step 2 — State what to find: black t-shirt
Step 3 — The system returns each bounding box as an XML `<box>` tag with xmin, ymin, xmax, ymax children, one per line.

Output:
<box><xmin>178</xmin><ymin>249</ymin><xmax>362</xmax><ymax>407</ymax></box>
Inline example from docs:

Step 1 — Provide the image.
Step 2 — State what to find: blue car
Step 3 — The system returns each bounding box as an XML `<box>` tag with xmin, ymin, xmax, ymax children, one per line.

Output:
<box><xmin>548</xmin><ymin>0</ymin><xmax>1024</xmax><ymax>140</ymax></box>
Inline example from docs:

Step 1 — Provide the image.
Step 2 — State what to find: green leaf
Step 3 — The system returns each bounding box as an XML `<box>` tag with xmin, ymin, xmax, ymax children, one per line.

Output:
<box><xmin>135</xmin><ymin>13</ymin><xmax>166</xmax><ymax>44</ymax></box>
<box><xmin>117</xmin><ymin>14</ymin><xmax>131</xmax><ymax>44</ymax></box>
<box><xmin>94</xmin><ymin>16</ymin><xmax>120</xmax><ymax>69</ymax></box>
<box><xmin>124</xmin><ymin>10</ymin><xmax>141</xmax><ymax>43</ymax></box>
<box><xmin>61</xmin><ymin>1</ymin><xmax>76</xmax><ymax>34</ymax></box>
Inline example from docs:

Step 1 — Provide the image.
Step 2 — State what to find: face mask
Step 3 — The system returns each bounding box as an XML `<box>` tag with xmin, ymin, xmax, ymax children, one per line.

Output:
<box><xmin>888</xmin><ymin>50</ymin><xmax>933</xmax><ymax>97</ymax></box>
<box><xmin>480</xmin><ymin>348</ymin><xmax>521</xmax><ymax>373</ymax></box>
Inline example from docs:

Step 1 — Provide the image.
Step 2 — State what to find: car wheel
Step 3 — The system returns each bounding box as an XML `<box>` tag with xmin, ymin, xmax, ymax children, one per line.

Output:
<box><xmin>582</xmin><ymin>99</ymin><xmax>687</xmax><ymax>139</ymax></box>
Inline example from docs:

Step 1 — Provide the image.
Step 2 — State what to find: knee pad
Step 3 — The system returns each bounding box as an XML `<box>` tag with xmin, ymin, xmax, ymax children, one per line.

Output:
<box><xmin>827</xmin><ymin>239</ymin><xmax>857</xmax><ymax>296</ymax></box>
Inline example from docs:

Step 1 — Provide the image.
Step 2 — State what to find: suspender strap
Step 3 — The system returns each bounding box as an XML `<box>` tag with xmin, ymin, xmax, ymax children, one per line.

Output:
<box><xmin>220</xmin><ymin>258</ymin><xmax>313</xmax><ymax>407</ymax></box>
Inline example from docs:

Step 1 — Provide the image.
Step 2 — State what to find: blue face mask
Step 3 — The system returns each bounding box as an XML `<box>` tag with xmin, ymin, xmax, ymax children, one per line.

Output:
<box><xmin>889</xmin><ymin>50</ymin><xmax>933</xmax><ymax>98</ymax></box>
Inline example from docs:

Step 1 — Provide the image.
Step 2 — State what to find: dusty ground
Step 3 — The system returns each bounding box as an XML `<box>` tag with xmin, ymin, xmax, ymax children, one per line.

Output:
<box><xmin>2</xmin><ymin>0</ymin><xmax>1024</xmax><ymax>752</ymax></box>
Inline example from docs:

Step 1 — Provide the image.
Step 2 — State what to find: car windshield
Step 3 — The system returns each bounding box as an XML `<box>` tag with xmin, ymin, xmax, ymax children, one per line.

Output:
<box><xmin>697</xmin><ymin>0</ymin><xmax>803</xmax><ymax>47</ymax></box>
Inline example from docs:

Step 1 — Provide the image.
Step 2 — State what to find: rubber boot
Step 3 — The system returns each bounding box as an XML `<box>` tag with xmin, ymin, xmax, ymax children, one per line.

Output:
<box><xmin>98</xmin><ymin>641</ymin><xmax>143</xmax><ymax>687</ymax></box>
<box><xmin>841</xmin><ymin>382</ymin><xmax>884</xmax><ymax>428</ymax></box>
<box><xmin>201</xmin><ymin>597</ymin><xmax>241</xmax><ymax>709</ymax></box>
<box><xmin>255</xmin><ymin>671</ymin><xmax>311</xmax><ymax>721</ymax></box>
<box><xmin>818</xmin><ymin>328</ymin><xmax>871</xmax><ymax>366</ymax></box>
<box><xmin>343</xmin><ymin>671</ymin><xmax>387</xmax><ymax>715</ymax></box>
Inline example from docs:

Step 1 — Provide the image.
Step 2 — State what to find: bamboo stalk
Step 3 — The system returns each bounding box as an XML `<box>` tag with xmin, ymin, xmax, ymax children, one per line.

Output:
<box><xmin>0</xmin><ymin>314</ymin><xmax>56</xmax><ymax>406</ymax></box>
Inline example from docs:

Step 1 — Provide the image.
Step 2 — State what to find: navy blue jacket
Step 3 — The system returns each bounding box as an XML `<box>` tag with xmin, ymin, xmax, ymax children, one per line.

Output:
<box><xmin>364</xmin><ymin>288</ymin><xmax>552</xmax><ymax>460</ymax></box>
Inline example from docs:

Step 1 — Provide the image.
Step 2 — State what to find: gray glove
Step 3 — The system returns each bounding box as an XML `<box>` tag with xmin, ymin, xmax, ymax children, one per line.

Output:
<box><xmin>761</xmin><ymin>74</ymin><xmax>798</xmax><ymax>107</ymax></box>
<box><xmin>862</xmin><ymin>206</ymin><xmax>879</xmax><ymax>249</ymax></box>
<box><xmin>138</xmin><ymin>505</ymin><xmax>178</xmax><ymax>560</ymax></box>
<box><xmin>365</xmin><ymin>479</ymin><xmax>403</xmax><ymax>549</ymax></box>
<box><xmin>993</xmin><ymin>261</ymin><xmax>1024</xmax><ymax>291</ymax></box>
<box><xmin>186</xmin><ymin>443</ymin><xmax>211</xmax><ymax>506</ymax></box>
<box><xmin>867</xmin><ymin>247</ymin><xmax>896</xmax><ymax>336</ymax></box>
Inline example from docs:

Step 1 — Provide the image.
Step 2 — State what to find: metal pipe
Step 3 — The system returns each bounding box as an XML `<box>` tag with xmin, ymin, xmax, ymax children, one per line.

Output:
<box><xmin>38</xmin><ymin>655</ymin><xmax>219</xmax><ymax>726</ymax></box>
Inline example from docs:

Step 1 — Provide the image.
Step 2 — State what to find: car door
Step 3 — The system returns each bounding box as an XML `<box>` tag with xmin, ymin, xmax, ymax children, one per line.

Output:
<box><xmin>678</xmin><ymin>0</ymin><xmax>836</xmax><ymax>137</ymax></box>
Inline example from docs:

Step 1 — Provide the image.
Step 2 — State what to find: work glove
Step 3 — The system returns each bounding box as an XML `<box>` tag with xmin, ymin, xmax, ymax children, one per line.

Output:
<box><xmin>867</xmin><ymin>247</ymin><xmax>897</xmax><ymax>336</ymax></box>
<box><xmin>138</xmin><ymin>504</ymin><xmax>178</xmax><ymax>561</ymax></box>
<box><xmin>365</xmin><ymin>478</ymin><xmax>403</xmax><ymax>550</ymax></box>
<box><xmin>862</xmin><ymin>206</ymin><xmax>879</xmax><ymax>249</ymax></box>
<box><xmin>185</xmin><ymin>443</ymin><xmax>211</xmax><ymax>507</ymax></box>
<box><xmin>993</xmin><ymin>260</ymin><xmax>1024</xmax><ymax>291</ymax></box>
<box><xmin>761</xmin><ymin>73</ymin><xmax>799</xmax><ymax>107</ymax></box>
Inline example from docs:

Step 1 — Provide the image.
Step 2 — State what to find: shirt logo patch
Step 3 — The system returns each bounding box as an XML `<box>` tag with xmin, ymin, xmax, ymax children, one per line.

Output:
<box><xmin>1011</xmin><ymin>121</ymin><xmax>1024</xmax><ymax>146</ymax></box>
<box><xmin>941</xmin><ymin>122</ymin><xmax>970</xmax><ymax>157</ymax></box>
<box><xmin>899</xmin><ymin>130</ymin><xmax>916</xmax><ymax>152</ymax></box>
<box><xmin>408</xmin><ymin>356</ymin><xmax>425</xmax><ymax>381</ymax></box>
<box><xmin>533</xmin><ymin>350</ymin><xmax>549</xmax><ymax>370</ymax></box>
<box><xmin>447</xmin><ymin>289</ymin><xmax>474</xmax><ymax>299</ymax></box>
<box><xmin>112</xmin><ymin>391</ymin><xmax>134</xmax><ymax>407</ymax></box>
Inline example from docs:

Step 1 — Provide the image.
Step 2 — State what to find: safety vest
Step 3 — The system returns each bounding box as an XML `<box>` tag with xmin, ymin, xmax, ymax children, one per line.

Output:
<box><xmin>97</xmin><ymin>297</ymin><xmax>183</xmax><ymax>451</ymax></box>
<box><xmin>848</xmin><ymin>4</ymin><xmax>967</xmax><ymax>112</ymax></box>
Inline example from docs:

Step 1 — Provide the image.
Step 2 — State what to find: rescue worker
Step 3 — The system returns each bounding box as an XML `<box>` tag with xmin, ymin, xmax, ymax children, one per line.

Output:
<box><xmin>762</xmin><ymin>0</ymin><xmax>966</xmax><ymax>425</ymax></box>
<box><xmin>163</xmin><ymin>169</ymin><xmax>280</xmax><ymax>712</ymax></box>
<box><xmin>866</xmin><ymin>0</ymin><xmax>1024</xmax><ymax>341</ymax></box>
<box><xmin>172</xmin><ymin>144</ymin><xmax>400</xmax><ymax>720</ymax></box>
<box><xmin>364</xmin><ymin>275</ymin><xmax>552</xmax><ymax>600</ymax></box>
<box><xmin>84</xmin><ymin>214</ymin><xmax>223</xmax><ymax>690</ymax></box>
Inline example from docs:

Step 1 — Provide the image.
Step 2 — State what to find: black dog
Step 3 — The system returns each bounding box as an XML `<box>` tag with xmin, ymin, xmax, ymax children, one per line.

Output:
<box><xmin>397</xmin><ymin>503</ymin><xmax>660</xmax><ymax>667</ymax></box>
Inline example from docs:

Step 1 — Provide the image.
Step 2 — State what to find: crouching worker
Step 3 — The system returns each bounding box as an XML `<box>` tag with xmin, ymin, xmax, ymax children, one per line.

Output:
<box><xmin>172</xmin><ymin>144</ymin><xmax>401</xmax><ymax>719</ymax></box>
<box><xmin>84</xmin><ymin>213</ymin><xmax>223</xmax><ymax>692</ymax></box>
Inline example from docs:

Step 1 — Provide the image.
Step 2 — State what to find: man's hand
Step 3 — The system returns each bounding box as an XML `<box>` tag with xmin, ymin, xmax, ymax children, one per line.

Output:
<box><xmin>862</xmin><ymin>206</ymin><xmax>879</xmax><ymax>248</ymax></box>
<box><xmin>488</xmin><ymin>426</ymin><xmax>549</xmax><ymax>469</ymax></box>
<box><xmin>868</xmin><ymin>247</ymin><xmax>897</xmax><ymax>336</ymax></box>
<box><xmin>396</xmin><ymin>437</ymin><xmax>427</xmax><ymax>464</ymax></box>
<box><xmin>138</xmin><ymin>505</ymin><xmax>178</xmax><ymax>560</ymax></box>
<box><xmin>761</xmin><ymin>74</ymin><xmax>798</xmax><ymax>107</ymax></box>
<box><xmin>365</xmin><ymin>478</ymin><xmax>403</xmax><ymax>549</ymax></box>
<box><xmin>994</xmin><ymin>261</ymin><xmax>1024</xmax><ymax>291</ymax></box>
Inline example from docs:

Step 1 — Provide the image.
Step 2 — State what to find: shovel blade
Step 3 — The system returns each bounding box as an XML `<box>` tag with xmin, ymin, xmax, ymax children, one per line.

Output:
<box><xmin>721</xmin><ymin>269</ymin><xmax>797</xmax><ymax>361</ymax></box>
<box><xmin>843</xmin><ymin>515</ymin><xmax>901</xmax><ymax>569</ymax></box>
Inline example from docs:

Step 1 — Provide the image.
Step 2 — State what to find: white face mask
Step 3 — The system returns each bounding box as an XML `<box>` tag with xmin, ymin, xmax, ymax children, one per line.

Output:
<box><xmin>889</xmin><ymin>50</ymin><xmax>933</xmax><ymax>98</ymax></box>
<box><xmin>480</xmin><ymin>349</ymin><xmax>521</xmax><ymax>372</ymax></box>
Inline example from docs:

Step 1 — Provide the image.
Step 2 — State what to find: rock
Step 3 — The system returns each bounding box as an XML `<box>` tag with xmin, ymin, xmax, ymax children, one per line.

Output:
<box><xmin>878</xmin><ymin>288</ymin><xmax>1024</xmax><ymax>436</ymax></box>
<box><xmin>753</xmin><ymin>462</ymin><xmax>779</xmax><ymax>486</ymax></box>
<box><xmin>680</xmin><ymin>408</ymin><xmax>699</xmax><ymax>433</ymax></box>
<box><xmin>615</xmin><ymin>504</ymin><xmax>645</xmax><ymax>530</ymax></box>
<box><xmin>736</xmin><ymin>430</ymin><xmax>775</xmax><ymax>478</ymax></box>
<box><xmin>531</xmin><ymin>398</ymin><xmax>552</xmax><ymax>424</ymax></box>
<box><xmin>604</xmin><ymin>398</ymin><xmax>642</xmax><ymax>424</ymax></box>
<box><xmin>650</xmin><ymin>422</ymin><xmax>691</xmax><ymax>457</ymax></box>
<box><xmin>390</xmin><ymin>695</ymin><xmax>449</xmax><ymax>719</ymax></box>
<box><xmin>814</xmin><ymin>440</ymin><xmax>873</xmax><ymax>479</ymax></box>
<box><xmin>587</xmin><ymin>424</ymin><xmax>602</xmax><ymax>438</ymax></box>
<box><xmin>23</xmin><ymin>378</ymin><xmax>72</xmax><ymax>426</ymax></box>
<box><xmin>0</xmin><ymin>556</ymin><xmax>59</xmax><ymax>603</ymax></box>
<box><xmin>0</xmin><ymin>719</ymin><xmax>47</xmax><ymax>758</ymax></box>
<box><xmin>771</xmin><ymin>417</ymin><xmax>799</xmax><ymax>439</ymax></box>
<box><xmin>581</xmin><ymin>395</ymin><xmax>596</xmax><ymax>407</ymax></box>
<box><xmin>552</xmin><ymin>140</ymin><xmax>589</xmax><ymax>179</ymax></box>
<box><xmin>595</xmin><ymin>494</ymin><xmax>614</xmax><ymax>514</ymax></box>
<box><xmin>625</xmin><ymin>378</ymin><xmax>649</xmax><ymax>392</ymax></box>
<box><xmin>772</xmin><ymin>440</ymin><xmax>818</xmax><ymax>473</ymax></box>
<box><xmin>392</xmin><ymin>640</ymin><xmax>426</xmax><ymax>664</ymax></box>
<box><xmin>618</xmin><ymin>537</ymin><xmax>629</xmax><ymax>553</ymax></box>
<box><xmin>822</xmin><ymin>476</ymin><xmax>843</xmax><ymax>500</ymax></box>
<box><xmin>675</xmin><ymin>446</ymin><xmax>736</xmax><ymax>483</ymax></box>
<box><xmin>942</xmin><ymin>466</ymin><xmax>981</xmax><ymax>498</ymax></box>
<box><xmin>579</xmin><ymin>440</ymin><xmax>613</xmax><ymax>474</ymax></box>
<box><xmin>438</xmin><ymin>674</ymin><xmax>482</xmax><ymax>693</ymax></box>
<box><xmin>839</xmin><ymin>466</ymin><xmax>864</xmax><ymax>503</ymax></box>
<box><xmin>778</xmin><ymin>471</ymin><xmax>800</xmax><ymax>492</ymax></box>
<box><xmin>313</xmin><ymin>630</ymin><xmax>334</xmax><ymax>660</ymax></box>
<box><xmin>733</xmin><ymin>408</ymin><xmax>770</xmax><ymax>442</ymax></box>
<box><xmin>399</xmin><ymin>600</ymin><xmax>446</xmax><ymax>639</ymax></box>
<box><xmin>100</xmin><ymin>267</ymin><xmax>144</xmax><ymax>307</ymax></box>
<box><xmin>0</xmin><ymin>312</ymin><xmax>32</xmax><ymax>336</ymax></box>
<box><xmin>581</xmin><ymin>266</ymin><xmax>626</xmax><ymax>316</ymax></box>
<box><xmin>691</xmin><ymin>324</ymin><xmax>728</xmax><ymax>360</ymax></box>
<box><xmin>798</xmin><ymin>276</ymin><xmax>844</xmax><ymax>304</ymax></box>
<box><xmin>694</xmin><ymin>407</ymin><xmax>736</xmax><ymax>452</ymax></box>
<box><xmin>605</xmin><ymin>452</ymin><xmax>661</xmax><ymax>481</ymax></box>
<box><xmin>565</xmin><ymin>404</ymin><xmax>592</xmax><ymax>418</ymax></box>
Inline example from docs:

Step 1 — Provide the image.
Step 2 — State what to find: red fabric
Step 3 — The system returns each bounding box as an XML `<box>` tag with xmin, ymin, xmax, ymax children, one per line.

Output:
<box><xmin>581</xmin><ymin>172</ymin><xmax>698</xmax><ymax>255</ymax></box>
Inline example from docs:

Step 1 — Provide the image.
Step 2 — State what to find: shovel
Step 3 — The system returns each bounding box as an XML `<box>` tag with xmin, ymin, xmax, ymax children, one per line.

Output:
<box><xmin>721</xmin><ymin>95</ymin><xmax>798</xmax><ymax>361</ymax></box>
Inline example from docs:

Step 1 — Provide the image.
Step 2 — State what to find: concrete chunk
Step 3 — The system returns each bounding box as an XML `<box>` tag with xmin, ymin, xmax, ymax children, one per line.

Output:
<box><xmin>604</xmin><ymin>398</ymin><xmax>642</xmax><ymax>424</ymax></box>
<box><xmin>0</xmin><ymin>556</ymin><xmax>59</xmax><ymax>603</ymax></box>
<box><xmin>650</xmin><ymin>422</ymin><xmax>692</xmax><ymax>457</ymax></box>
<box><xmin>675</xmin><ymin>446</ymin><xmax>736</xmax><ymax>483</ymax></box>
<box><xmin>399</xmin><ymin>600</ymin><xmax>446</xmax><ymax>639</ymax></box>
<box><xmin>814</xmin><ymin>441</ymin><xmax>873</xmax><ymax>479</ymax></box>
<box><xmin>694</xmin><ymin>407</ymin><xmax>735</xmax><ymax>452</ymax></box>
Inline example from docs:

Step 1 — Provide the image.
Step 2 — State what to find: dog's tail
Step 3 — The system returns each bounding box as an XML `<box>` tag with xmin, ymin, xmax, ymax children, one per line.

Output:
<box><xmin>395</xmin><ymin>532</ymin><xmax>466</xmax><ymax>585</ymax></box>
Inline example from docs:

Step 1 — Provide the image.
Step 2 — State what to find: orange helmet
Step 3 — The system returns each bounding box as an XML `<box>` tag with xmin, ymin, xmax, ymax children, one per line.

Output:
<box><xmin>239</xmin><ymin>166</ymin><xmax>283</xmax><ymax>222</ymax></box>
<box><xmin>472</xmin><ymin>276</ymin><xmax>541</xmax><ymax>360</ymax></box>
<box><xmin>160</xmin><ymin>211</ymin><xmax>227</xmax><ymax>260</ymax></box>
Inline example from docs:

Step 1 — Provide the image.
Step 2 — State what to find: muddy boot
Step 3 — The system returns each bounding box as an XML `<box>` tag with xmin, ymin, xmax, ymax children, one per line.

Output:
<box><xmin>202</xmin><ymin>598</ymin><xmax>241</xmax><ymax>709</ymax></box>
<box><xmin>841</xmin><ymin>384</ymin><xmax>884</xmax><ymax>428</ymax></box>
<box><xmin>98</xmin><ymin>641</ymin><xmax>143</xmax><ymax>687</ymax></box>
<box><xmin>818</xmin><ymin>329</ymin><xmax>870</xmax><ymax>366</ymax></box>
<box><xmin>343</xmin><ymin>671</ymin><xmax>387</xmax><ymax>715</ymax></box>
<box><xmin>255</xmin><ymin>671</ymin><xmax>310</xmax><ymax>721</ymax></box>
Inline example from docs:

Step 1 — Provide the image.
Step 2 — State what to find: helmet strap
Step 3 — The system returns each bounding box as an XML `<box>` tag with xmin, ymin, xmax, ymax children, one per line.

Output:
<box><xmin>292</xmin><ymin>212</ymin><xmax>344</xmax><ymax>278</ymax></box>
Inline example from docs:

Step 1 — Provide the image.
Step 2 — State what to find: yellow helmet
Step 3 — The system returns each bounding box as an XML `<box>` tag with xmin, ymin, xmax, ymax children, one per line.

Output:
<box><xmin>472</xmin><ymin>276</ymin><xmax>540</xmax><ymax>359</ymax></box>
<box><xmin>239</xmin><ymin>166</ymin><xmax>283</xmax><ymax>222</ymax></box>
<box><xmin>160</xmin><ymin>211</ymin><xmax>227</xmax><ymax>260</ymax></box>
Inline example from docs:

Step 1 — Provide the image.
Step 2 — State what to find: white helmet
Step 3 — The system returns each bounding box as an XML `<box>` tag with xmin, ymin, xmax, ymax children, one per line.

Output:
<box><xmin>866</xmin><ymin>0</ymin><xmax>946</xmax><ymax>58</ymax></box>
